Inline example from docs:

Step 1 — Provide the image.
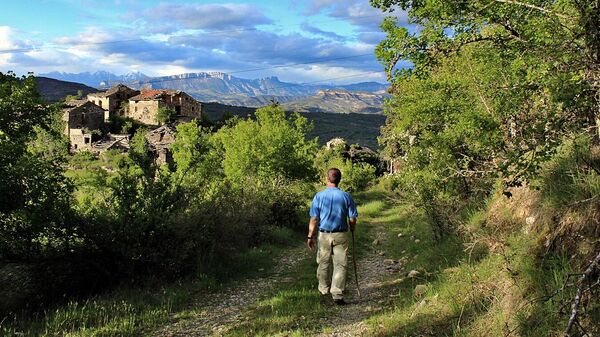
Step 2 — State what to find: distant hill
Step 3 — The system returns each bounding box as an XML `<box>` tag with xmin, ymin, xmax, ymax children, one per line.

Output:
<box><xmin>40</xmin><ymin>71</ymin><xmax>150</xmax><ymax>88</ymax></box>
<box><xmin>283</xmin><ymin>89</ymin><xmax>386</xmax><ymax>114</ymax></box>
<box><xmin>41</xmin><ymin>71</ymin><xmax>388</xmax><ymax>113</ymax></box>
<box><xmin>203</xmin><ymin>102</ymin><xmax>385</xmax><ymax>148</ymax></box>
<box><xmin>34</xmin><ymin>77</ymin><xmax>98</xmax><ymax>103</ymax></box>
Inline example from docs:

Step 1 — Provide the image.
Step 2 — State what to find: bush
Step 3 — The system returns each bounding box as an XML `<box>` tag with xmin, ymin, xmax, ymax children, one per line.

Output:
<box><xmin>315</xmin><ymin>148</ymin><xmax>377</xmax><ymax>192</ymax></box>
<box><xmin>342</xmin><ymin>161</ymin><xmax>377</xmax><ymax>192</ymax></box>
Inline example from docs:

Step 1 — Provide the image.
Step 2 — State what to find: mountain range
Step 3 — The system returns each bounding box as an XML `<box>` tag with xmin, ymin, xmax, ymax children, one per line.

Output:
<box><xmin>41</xmin><ymin>71</ymin><xmax>389</xmax><ymax>113</ymax></box>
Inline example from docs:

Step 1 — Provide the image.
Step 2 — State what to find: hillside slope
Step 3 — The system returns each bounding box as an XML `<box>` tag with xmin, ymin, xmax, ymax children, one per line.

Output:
<box><xmin>283</xmin><ymin>89</ymin><xmax>386</xmax><ymax>114</ymax></box>
<box><xmin>202</xmin><ymin>102</ymin><xmax>386</xmax><ymax>148</ymax></box>
<box><xmin>34</xmin><ymin>77</ymin><xmax>98</xmax><ymax>103</ymax></box>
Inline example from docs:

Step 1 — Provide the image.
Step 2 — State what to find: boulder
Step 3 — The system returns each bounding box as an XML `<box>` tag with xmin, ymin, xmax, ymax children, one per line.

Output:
<box><xmin>414</xmin><ymin>284</ymin><xmax>428</xmax><ymax>297</ymax></box>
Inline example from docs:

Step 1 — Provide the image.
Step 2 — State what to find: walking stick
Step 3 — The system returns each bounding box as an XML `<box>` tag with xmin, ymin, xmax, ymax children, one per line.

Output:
<box><xmin>351</xmin><ymin>229</ymin><xmax>361</xmax><ymax>297</ymax></box>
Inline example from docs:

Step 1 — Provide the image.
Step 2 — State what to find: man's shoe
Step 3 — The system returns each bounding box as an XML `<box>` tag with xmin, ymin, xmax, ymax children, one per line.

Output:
<box><xmin>333</xmin><ymin>298</ymin><xmax>346</xmax><ymax>305</ymax></box>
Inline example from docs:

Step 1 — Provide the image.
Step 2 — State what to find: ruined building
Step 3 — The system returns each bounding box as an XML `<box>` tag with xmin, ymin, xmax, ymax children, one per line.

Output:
<box><xmin>62</xmin><ymin>99</ymin><xmax>105</xmax><ymax>151</ymax></box>
<box><xmin>145</xmin><ymin>124</ymin><xmax>177</xmax><ymax>166</ymax></box>
<box><xmin>128</xmin><ymin>89</ymin><xmax>202</xmax><ymax>125</ymax></box>
<box><xmin>87</xmin><ymin>84</ymin><xmax>140</xmax><ymax>121</ymax></box>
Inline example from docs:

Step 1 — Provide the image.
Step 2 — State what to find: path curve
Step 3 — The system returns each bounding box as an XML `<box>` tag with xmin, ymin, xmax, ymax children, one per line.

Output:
<box><xmin>152</xmin><ymin>245</ymin><xmax>307</xmax><ymax>337</ymax></box>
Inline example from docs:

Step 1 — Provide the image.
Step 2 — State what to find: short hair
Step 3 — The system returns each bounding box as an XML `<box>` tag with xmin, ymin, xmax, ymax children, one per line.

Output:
<box><xmin>327</xmin><ymin>168</ymin><xmax>342</xmax><ymax>185</ymax></box>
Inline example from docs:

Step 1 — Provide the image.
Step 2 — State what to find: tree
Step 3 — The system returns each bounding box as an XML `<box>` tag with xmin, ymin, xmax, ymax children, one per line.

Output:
<box><xmin>213</xmin><ymin>105</ymin><xmax>318</xmax><ymax>185</ymax></box>
<box><xmin>156</xmin><ymin>107</ymin><xmax>177</xmax><ymax>125</ymax></box>
<box><xmin>0</xmin><ymin>72</ymin><xmax>75</xmax><ymax>259</ymax></box>
<box><xmin>373</xmin><ymin>0</ymin><xmax>599</xmax><ymax>186</ymax></box>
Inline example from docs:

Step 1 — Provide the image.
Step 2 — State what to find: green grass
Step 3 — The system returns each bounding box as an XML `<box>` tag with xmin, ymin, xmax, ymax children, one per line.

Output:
<box><xmin>359</xmin><ymin>193</ymin><xmax>579</xmax><ymax>337</ymax></box>
<box><xmin>0</xmin><ymin>232</ymin><xmax>300</xmax><ymax>337</ymax></box>
<box><xmin>4</xmin><ymin>182</ymin><xmax>586</xmax><ymax>336</ymax></box>
<box><xmin>216</xmin><ymin>183</ymin><xmax>583</xmax><ymax>337</ymax></box>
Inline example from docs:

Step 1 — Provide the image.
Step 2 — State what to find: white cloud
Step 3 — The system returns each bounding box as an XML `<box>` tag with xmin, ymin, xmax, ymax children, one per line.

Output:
<box><xmin>138</xmin><ymin>3</ymin><xmax>272</xmax><ymax>33</ymax></box>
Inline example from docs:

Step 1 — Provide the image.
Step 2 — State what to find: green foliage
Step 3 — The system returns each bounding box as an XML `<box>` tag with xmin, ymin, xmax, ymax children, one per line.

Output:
<box><xmin>71</xmin><ymin>106</ymin><xmax>319</xmax><ymax>278</ymax></box>
<box><xmin>342</xmin><ymin>161</ymin><xmax>377</xmax><ymax>192</ymax></box>
<box><xmin>315</xmin><ymin>146</ymin><xmax>377</xmax><ymax>192</ymax></box>
<box><xmin>374</xmin><ymin>1</ymin><xmax>599</xmax><ymax>236</ymax></box>
<box><xmin>213</xmin><ymin>105</ymin><xmax>318</xmax><ymax>185</ymax></box>
<box><xmin>28</xmin><ymin>107</ymin><xmax>70</xmax><ymax>160</ymax></box>
<box><xmin>155</xmin><ymin>107</ymin><xmax>177</xmax><ymax>125</ymax></box>
<box><xmin>128</xmin><ymin>128</ymin><xmax>154</xmax><ymax>175</ymax></box>
<box><xmin>64</xmin><ymin>89</ymin><xmax>83</xmax><ymax>102</ymax></box>
<box><xmin>375</xmin><ymin>0</ymin><xmax>597</xmax><ymax>185</ymax></box>
<box><xmin>0</xmin><ymin>72</ymin><xmax>76</xmax><ymax>260</ymax></box>
<box><xmin>536</xmin><ymin>135</ymin><xmax>600</xmax><ymax>212</ymax></box>
<box><xmin>108</xmin><ymin>114</ymin><xmax>138</xmax><ymax>135</ymax></box>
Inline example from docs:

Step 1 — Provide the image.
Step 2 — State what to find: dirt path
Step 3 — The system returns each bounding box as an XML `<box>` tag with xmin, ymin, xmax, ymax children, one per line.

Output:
<box><xmin>152</xmin><ymin>245</ymin><xmax>307</xmax><ymax>337</ymax></box>
<box><xmin>315</xmin><ymin>228</ymin><xmax>407</xmax><ymax>337</ymax></box>
<box><xmin>153</xmin><ymin>228</ymin><xmax>404</xmax><ymax>337</ymax></box>
<box><xmin>154</xmin><ymin>197</ymin><xmax>405</xmax><ymax>336</ymax></box>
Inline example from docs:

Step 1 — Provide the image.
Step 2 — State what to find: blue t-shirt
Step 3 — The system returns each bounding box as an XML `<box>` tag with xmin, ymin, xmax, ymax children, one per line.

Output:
<box><xmin>309</xmin><ymin>187</ymin><xmax>358</xmax><ymax>232</ymax></box>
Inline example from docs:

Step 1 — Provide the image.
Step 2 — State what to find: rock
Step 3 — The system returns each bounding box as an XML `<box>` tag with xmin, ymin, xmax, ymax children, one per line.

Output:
<box><xmin>408</xmin><ymin>270</ymin><xmax>420</xmax><ymax>278</ymax></box>
<box><xmin>414</xmin><ymin>239</ymin><xmax>420</xmax><ymax>244</ymax></box>
<box><xmin>397</xmin><ymin>233</ymin><xmax>404</xmax><ymax>238</ymax></box>
<box><xmin>526</xmin><ymin>216</ymin><xmax>536</xmax><ymax>226</ymax></box>
<box><xmin>372</xmin><ymin>239</ymin><xmax>380</xmax><ymax>246</ymax></box>
<box><xmin>410</xmin><ymin>235</ymin><xmax>415</xmax><ymax>240</ymax></box>
<box><xmin>414</xmin><ymin>284</ymin><xmax>428</xmax><ymax>297</ymax></box>
<box><xmin>378</xmin><ymin>251</ymin><xmax>386</xmax><ymax>256</ymax></box>
<box><xmin>383</xmin><ymin>259</ymin><xmax>396</xmax><ymax>265</ymax></box>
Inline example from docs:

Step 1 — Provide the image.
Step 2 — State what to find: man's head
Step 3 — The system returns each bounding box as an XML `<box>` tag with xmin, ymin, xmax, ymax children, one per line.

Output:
<box><xmin>326</xmin><ymin>168</ymin><xmax>342</xmax><ymax>186</ymax></box>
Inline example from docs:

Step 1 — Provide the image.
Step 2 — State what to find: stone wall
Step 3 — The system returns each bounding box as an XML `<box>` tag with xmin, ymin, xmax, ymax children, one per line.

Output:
<box><xmin>67</xmin><ymin>128</ymin><xmax>93</xmax><ymax>151</ymax></box>
<box><xmin>128</xmin><ymin>100</ymin><xmax>161</xmax><ymax>125</ymax></box>
<box><xmin>63</xmin><ymin>102</ymin><xmax>105</xmax><ymax>131</ymax></box>
<box><xmin>161</xmin><ymin>92</ymin><xmax>202</xmax><ymax>118</ymax></box>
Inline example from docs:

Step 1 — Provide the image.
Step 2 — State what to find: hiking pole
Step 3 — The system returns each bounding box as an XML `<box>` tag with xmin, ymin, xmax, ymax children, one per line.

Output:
<box><xmin>351</xmin><ymin>229</ymin><xmax>361</xmax><ymax>297</ymax></box>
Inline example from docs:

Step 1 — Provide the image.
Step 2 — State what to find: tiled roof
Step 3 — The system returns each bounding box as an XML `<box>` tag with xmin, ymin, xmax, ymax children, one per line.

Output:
<box><xmin>129</xmin><ymin>89</ymin><xmax>180</xmax><ymax>101</ymax></box>
<box><xmin>63</xmin><ymin>99</ymin><xmax>90</xmax><ymax>109</ymax></box>
<box><xmin>89</xmin><ymin>84</ymin><xmax>135</xmax><ymax>97</ymax></box>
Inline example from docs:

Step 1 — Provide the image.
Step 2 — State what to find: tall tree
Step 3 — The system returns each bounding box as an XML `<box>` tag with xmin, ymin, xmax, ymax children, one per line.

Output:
<box><xmin>374</xmin><ymin>0</ymin><xmax>599</xmax><ymax>185</ymax></box>
<box><xmin>0</xmin><ymin>72</ymin><xmax>74</xmax><ymax>259</ymax></box>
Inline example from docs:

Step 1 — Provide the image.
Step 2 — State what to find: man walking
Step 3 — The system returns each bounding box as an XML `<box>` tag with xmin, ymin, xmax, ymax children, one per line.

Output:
<box><xmin>307</xmin><ymin>168</ymin><xmax>358</xmax><ymax>305</ymax></box>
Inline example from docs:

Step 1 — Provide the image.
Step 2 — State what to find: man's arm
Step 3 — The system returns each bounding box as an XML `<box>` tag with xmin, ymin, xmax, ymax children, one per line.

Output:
<box><xmin>307</xmin><ymin>217</ymin><xmax>319</xmax><ymax>249</ymax></box>
<box><xmin>347</xmin><ymin>193</ymin><xmax>358</xmax><ymax>232</ymax></box>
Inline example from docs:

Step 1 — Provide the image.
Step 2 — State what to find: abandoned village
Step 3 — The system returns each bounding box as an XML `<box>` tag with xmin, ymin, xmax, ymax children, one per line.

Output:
<box><xmin>62</xmin><ymin>84</ymin><xmax>202</xmax><ymax>164</ymax></box>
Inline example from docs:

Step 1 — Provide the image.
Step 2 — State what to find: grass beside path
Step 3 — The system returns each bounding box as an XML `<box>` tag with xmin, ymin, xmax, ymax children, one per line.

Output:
<box><xmin>0</xmin><ymin>237</ymin><xmax>301</xmax><ymax>337</ymax></box>
<box><xmin>8</xmin><ymin>183</ymin><xmax>560</xmax><ymax>336</ymax></box>
<box><xmin>214</xmin><ymin>183</ymin><xmax>468</xmax><ymax>336</ymax></box>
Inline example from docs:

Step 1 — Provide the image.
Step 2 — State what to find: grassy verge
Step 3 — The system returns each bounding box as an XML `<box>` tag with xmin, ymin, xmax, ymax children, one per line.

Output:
<box><xmin>0</xmin><ymin>229</ymin><xmax>301</xmax><ymax>337</ymax></box>
<box><xmin>217</xmin><ymin>182</ymin><xmax>582</xmax><ymax>336</ymax></box>
<box><xmin>361</xmin><ymin>193</ymin><xmax>578</xmax><ymax>336</ymax></box>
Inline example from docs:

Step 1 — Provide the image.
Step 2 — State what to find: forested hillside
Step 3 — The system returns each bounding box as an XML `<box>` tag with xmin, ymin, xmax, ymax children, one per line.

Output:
<box><xmin>202</xmin><ymin>102</ymin><xmax>386</xmax><ymax>148</ymax></box>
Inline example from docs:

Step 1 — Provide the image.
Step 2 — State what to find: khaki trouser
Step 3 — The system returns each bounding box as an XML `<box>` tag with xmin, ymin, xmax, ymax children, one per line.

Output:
<box><xmin>316</xmin><ymin>231</ymin><xmax>348</xmax><ymax>299</ymax></box>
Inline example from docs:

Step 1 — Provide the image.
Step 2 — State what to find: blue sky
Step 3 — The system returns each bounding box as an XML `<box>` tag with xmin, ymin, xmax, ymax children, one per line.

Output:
<box><xmin>0</xmin><ymin>0</ymin><xmax>410</xmax><ymax>83</ymax></box>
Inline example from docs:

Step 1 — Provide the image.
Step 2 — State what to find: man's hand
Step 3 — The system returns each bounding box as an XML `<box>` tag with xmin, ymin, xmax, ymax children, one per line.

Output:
<box><xmin>307</xmin><ymin>238</ymin><xmax>315</xmax><ymax>250</ymax></box>
<box><xmin>349</xmin><ymin>218</ymin><xmax>357</xmax><ymax>232</ymax></box>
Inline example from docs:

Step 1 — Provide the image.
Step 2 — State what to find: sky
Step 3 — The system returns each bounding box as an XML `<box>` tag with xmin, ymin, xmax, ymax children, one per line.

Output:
<box><xmin>0</xmin><ymin>0</ymin><xmax>412</xmax><ymax>84</ymax></box>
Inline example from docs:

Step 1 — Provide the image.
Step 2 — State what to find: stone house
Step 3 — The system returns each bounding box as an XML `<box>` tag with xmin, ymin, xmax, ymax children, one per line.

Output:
<box><xmin>145</xmin><ymin>124</ymin><xmax>177</xmax><ymax>166</ymax></box>
<box><xmin>62</xmin><ymin>99</ymin><xmax>105</xmax><ymax>151</ymax></box>
<box><xmin>128</xmin><ymin>89</ymin><xmax>202</xmax><ymax>125</ymax></box>
<box><xmin>87</xmin><ymin>84</ymin><xmax>140</xmax><ymax>121</ymax></box>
